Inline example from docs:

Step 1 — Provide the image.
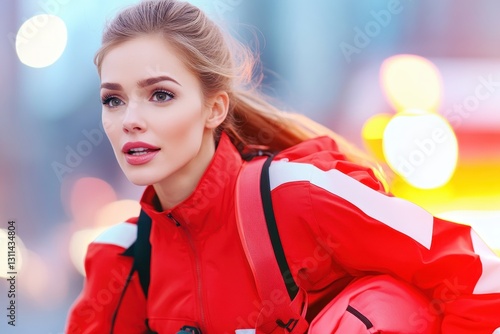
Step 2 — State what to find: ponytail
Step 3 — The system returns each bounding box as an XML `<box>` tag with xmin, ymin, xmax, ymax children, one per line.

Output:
<box><xmin>220</xmin><ymin>89</ymin><xmax>389</xmax><ymax>189</ymax></box>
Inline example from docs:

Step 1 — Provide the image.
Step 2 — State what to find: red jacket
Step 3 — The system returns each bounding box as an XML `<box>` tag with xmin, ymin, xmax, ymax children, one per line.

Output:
<box><xmin>66</xmin><ymin>133</ymin><xmax>500</xmax><ymax>334</ymax></box>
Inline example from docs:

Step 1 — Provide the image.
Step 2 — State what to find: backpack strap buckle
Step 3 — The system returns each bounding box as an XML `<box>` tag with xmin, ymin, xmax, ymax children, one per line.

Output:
<box><xmin>276</xmin><ymin>318</ymin><xmax>298</xmax><ymax>332</ymax></box>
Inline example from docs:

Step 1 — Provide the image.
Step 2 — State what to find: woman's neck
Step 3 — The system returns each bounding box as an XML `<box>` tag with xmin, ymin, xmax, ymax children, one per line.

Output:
<box><xmin>152</xmin><ymin>131</ymin><xmax>216</xmax><ymax>211</ymax></box>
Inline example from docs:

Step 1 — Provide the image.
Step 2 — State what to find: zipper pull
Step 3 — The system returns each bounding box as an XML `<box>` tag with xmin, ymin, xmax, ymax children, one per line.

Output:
<box><xmin>177</xmin><ymin>326</ymin><xmax>202</xmax><ymax>334</ymax></box>
<box><xmin>167</xmin><ymin>213</ymin><xmax>181</xmax><ymax>227</ymax></box>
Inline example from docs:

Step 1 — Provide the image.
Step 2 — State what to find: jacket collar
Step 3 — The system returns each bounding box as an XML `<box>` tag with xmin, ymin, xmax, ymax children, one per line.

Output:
<box><xmin>139</xmin><ymin>132</ymin><xmax>243</xmax><ymax>236</ymax></box>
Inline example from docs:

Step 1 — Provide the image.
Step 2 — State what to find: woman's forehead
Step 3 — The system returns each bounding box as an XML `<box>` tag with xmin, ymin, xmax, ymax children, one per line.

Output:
<box><xmin>99</xmin><ymin>35</ymin><xmax>195</xmax><ymax>88</ymax></box>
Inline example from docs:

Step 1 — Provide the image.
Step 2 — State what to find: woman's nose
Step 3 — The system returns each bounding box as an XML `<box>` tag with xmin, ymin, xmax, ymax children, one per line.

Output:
<box><xmin>122</xmin><ymin>101</ymin><xmax>146</xmax><ymax>133</ymax></box>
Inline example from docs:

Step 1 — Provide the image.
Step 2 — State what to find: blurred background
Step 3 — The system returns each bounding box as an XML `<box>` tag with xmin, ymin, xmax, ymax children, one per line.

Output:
<box><xmin>1</xmin><ymin>0</ymin><xmax>500</xmax><ymax>332</ymax></box>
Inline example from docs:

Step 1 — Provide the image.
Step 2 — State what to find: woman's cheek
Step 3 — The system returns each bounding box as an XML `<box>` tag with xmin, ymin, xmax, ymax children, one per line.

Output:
<box><xmin>162</xmin><ymin>108</ymin><xmax>200</xmax><ymax>136</ymax></box>
<box><xmin>102</xmin><ymin>116</ymin><xmax>119</xmax><ymax>138</ymax></box>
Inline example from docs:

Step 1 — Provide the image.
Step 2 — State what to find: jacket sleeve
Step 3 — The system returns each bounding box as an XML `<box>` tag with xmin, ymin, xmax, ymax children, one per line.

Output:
<box><xmin>270</xmin><ymin>157</ymin><xmax>500</xmax><ymax>334</ymax></box>
<box><xmin>65</xmin><ymin>222</ymin><xmax>148</xmax><ymax>334</ymax></box>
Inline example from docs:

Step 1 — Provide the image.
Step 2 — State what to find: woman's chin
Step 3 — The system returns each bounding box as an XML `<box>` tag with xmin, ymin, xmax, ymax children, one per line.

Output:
<box><xmin>129</xmin><ymin>179</ymin><xmax>153</xmax><ymax>186</ymax></box>
<box><xmin>123</xmin><ymin>173</ymin><xmax>159</xmax><ymax>187</ymax></box>
<box><xmin>118</xmin><ymin>162</ymin><xmax>163</xmax><ymax>186</ymax></box>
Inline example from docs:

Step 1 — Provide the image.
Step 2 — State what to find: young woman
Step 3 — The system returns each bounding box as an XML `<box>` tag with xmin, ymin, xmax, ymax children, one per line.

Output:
<box><xmin>66</xmin><ymin>1</ymin><xmax>500</xmax><ymax>333</ymax></box>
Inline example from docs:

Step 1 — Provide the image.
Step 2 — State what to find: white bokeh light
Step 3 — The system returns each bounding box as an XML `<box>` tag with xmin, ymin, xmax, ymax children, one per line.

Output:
<box><xmin>69</xmin><ymin>227</ymin><xmax>107</xmax><ymax>276</ymax></box>
<box><xmin>15</xmin><ymin>14</ymin><xmax>68</xmax><ymax>68</ymax></box>
<box><xmin>383</xmin><ymin>110</ymin><xmax>459</xmax><ymax>189</ymax></box>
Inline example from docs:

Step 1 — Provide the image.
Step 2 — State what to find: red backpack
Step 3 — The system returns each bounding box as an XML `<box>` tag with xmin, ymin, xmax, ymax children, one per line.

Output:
<box><xmin>235</xmin><ymin>155</ymin><xmax>441</xmax><ymax>334</ymax></box>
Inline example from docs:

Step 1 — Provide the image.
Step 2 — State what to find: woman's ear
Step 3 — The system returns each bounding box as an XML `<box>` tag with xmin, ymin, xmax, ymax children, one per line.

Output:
<box><xmin>205</xmin><ymin>91</ymin><xmax>229</xmax><ymax>129</ymax></box>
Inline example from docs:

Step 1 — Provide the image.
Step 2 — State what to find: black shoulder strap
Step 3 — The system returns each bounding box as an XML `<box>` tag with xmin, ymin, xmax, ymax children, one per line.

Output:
<box><xmin>123</xmin><ymin>209</ymin><xmax>152</xmax><ymax>297</ymax></box>
<box><xmin>259</xmin><ymin>155</ymin><xmax>299</xmax><ymax>299</ymax></box>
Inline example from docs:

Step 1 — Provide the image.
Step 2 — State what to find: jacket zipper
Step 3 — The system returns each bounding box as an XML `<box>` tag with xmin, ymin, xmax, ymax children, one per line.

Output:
<box><xmin>167</xmin><ymin>213</ymin><xmax>181</xmax><ymax>226</ymax></box>
<box><xmin>167</xmin><ymin>213</ymin><xmax>206</xmax><ymax>331</ymax></box>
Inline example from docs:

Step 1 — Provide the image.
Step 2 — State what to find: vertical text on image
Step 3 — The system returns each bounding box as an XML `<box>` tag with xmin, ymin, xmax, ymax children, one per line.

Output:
<box><xmin>6</xmin><ymin>220</ymin><xmax>17</xmax><ymax>326</ymax></box>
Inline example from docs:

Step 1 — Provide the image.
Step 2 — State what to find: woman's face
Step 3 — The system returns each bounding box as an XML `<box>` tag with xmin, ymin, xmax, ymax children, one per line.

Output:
<box><xmin>100</xmin><ymin>35</ymin><xmax>222</xmax><ymax>187</ymax></box>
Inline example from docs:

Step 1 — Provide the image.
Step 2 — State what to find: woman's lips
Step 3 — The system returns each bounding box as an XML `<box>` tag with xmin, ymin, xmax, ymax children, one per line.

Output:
<box><xmin>124</xmin><ymin>149</ymin><xmax>160</xmax><ymax>165</ymax></box>
<box><xmin>122</xmin><ymin>141</ymin><xmax>161</xmax><ymax>165</ymax></box>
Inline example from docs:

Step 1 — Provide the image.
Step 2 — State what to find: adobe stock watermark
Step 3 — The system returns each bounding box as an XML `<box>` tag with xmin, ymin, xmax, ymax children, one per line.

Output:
<box><xmin>444</xmin><ymin>73</ymin><xmax>500</xmax><ymax>128</ymax></box>
<box><xmin>65</xmin><ymin>266</ymin><xmax>129</xmax><ymax>334</ymax></box>
<box><xmin>52</xmin><ymin>61</ymin><xmax>161</xmax><ymax>184</ymax></box>
<box><xmin>340</xmin><ymin>0</ymin><xmax>409</xmax><ymax>63</ymax></box>
<box><xmin>7</xmin><ymin>0</ymin><xmax>73</xmax><ymax>50</ymax></box>
<box><xmin>51</xmin><ymin>123</ymin><xmax>105</xmax><ymax>182</ymax></box>
<box><xmin>408</xmin><ymin>278</ymin><xmax>468</xmax><ymax>333</ymax></box>
<box><xmin>397</xmin><ymin>127</ymin><xmax>449</xmax><ymax>178</ymax></box>
<box><xmin>230</xmin><ymin>234</ymin><xmax>339</xmax><ymax>333</ymax></box>
<box><xmin>394</xmin><ymin>73</ymin><xmax>500</xmax><ymax>181</ymax></box>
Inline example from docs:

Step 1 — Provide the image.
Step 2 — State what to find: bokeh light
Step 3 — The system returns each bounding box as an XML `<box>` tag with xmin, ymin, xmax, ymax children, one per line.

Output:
<box><xmin>69</xmin><ymin>227</ymin><xmax>107</xmax><ymax>276</ymax></box>
<box><xmin>19</xmin><ymin>249</ymin><xmax>68</xmax><ymax>308</ymax></box>
<box><xmin>383</xmin><ymin>110</ymin><xmax>458</xmax><ymax>189</ymax></box>
<box><xmin>380</xmin><ymin>54</ymin><xmax>442</xmax><ymax>112</ymax></box>
<box><xmin>69</xmin><ymin>199</ymin><xmax>140</xmax><ymax>276</ymax></box>
<box><xmin>15</xmin><ymin>15</ymin><xmax>68</xmax><ymax>68</ymax></box>
<box><xmin>66</xmin><ymin>177</ymin><xmax>117</xmax><ymax>227</ymax></box>
<box><xmin>95</xmin><ymin>199</ymin><xmax>141</xmax><ymax>227</ymax></box>
<box><xmin>361</xmin><ymin>113</ymin><xmax>393</xmax><ymax>162</ymax></box>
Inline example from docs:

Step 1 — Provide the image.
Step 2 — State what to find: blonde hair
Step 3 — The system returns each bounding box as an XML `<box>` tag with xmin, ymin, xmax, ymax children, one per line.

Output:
<box><xmin>95</xmin><ymin>0</ymin><xmax>387</xmax><ymax>185</ymax></box>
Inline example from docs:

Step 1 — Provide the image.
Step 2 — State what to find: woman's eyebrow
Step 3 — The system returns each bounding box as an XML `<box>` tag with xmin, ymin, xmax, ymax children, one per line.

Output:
<box><xmin>100</xmin><ymin>82</ymin><xmax>123</xmax><ymax>90</ymax></box>
<box><xmin>100</xmin><ymin>76</ymin><xmax>182</xmax><ymax>91</ymax></box>
<box><xmin>137</xmin><ymin>75</ymin><xmax>182</xmax><ymax>88</ymax></box>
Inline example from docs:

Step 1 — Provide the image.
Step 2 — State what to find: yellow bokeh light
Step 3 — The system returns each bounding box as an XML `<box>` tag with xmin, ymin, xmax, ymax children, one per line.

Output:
<box><xmin>383</xmin><ymin>110</ymin><xmax>458</xmax><ymax>189</ymax></box>
<box><xmin>362</xmin><ymin>113</ymin><xmax>393</xmax><ymax>162</ymax></box>
<box><xmin>380</xmin><ymin>54</ymin><xmax>442</xmax><ymax>112</ymax></box>
<box><xmin>15</xmin><ymin>15</ymin><xmax>68</xmax><ymax>68</ymax></box>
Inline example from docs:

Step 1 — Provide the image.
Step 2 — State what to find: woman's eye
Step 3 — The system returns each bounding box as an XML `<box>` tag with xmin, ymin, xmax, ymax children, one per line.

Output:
<box><xmin>151</xmin><ymin>90</ymin><xmax>174</xmax><ymax>102</ymax></box>
<box><xmin>102</xmin><ymin>96</ymin><xmax>124</xmax><ymax>108</ymax></box>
